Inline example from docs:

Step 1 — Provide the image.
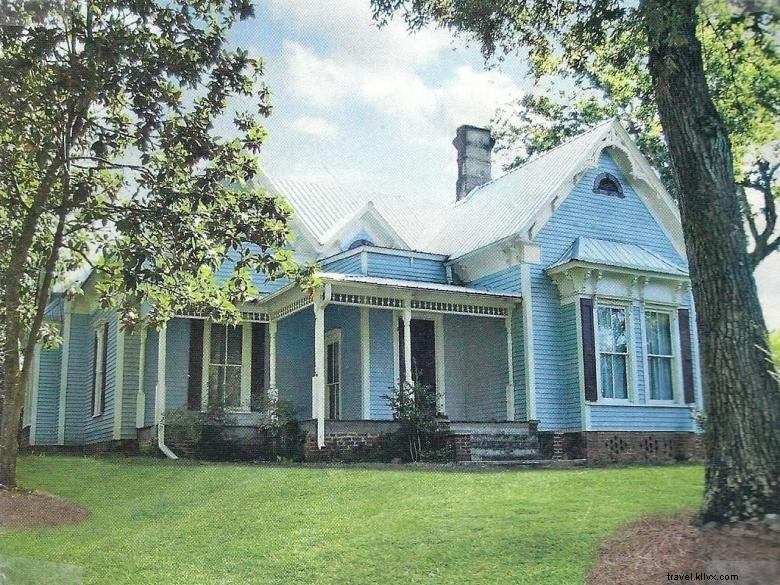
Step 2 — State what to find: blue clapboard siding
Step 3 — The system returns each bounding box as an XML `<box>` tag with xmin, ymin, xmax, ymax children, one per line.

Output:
<box><xmin>322</xmin><ymin>254</ymin><xmax>363</xmax><ymax>275</ymax></box>
<box><xmin>511</xmin><ymin>308</ymin><xmax>527</xmax><ymax>421</ymax></box>
<box><xmin>325</xmin><ymin>305</ymin><xmax>362</xmax><ymax>418</ymax></box>
<box><xmin>588</xmin><ymin>405</ymin><xmax>695</xmax><ymax>431</ymax></box>
<box><xmin>64</xmin><ymin>314</ymin><xmax>90</xmax><ymax>444</ymax></box>
<box><xmin>141</xmin><ymin>319</ymin><xmax>190</xmax><ymax>424</ymax></box>
<box><xmin>467</xmin><ymin>265</ymin><xmax>522</xmax><ymax>293</ymax></box>
<box><xmin>559</xmin><ymin>303</ymin><xmax>582</xmax><ymax>427</ymax></box>
<box><xmin>369</xmin><ymin>309</ymin><xmax>394</xmax><ymax>419</ymax></box>
<box><xmin>365</xmin><ymin>251</ymin><xmax>447</xmax><ymax>283</ymax></box>
<box><xmin>531</xmin><ymin>152</ymin><xmax>686</xmax><ymax>431</ymax></box>
<box><xmin>82</xmin><ymin>311</ymin><xmax>118</xmax><ymax>444</ymax></box>
<box><xmin>213</xmin><ymin>245</ymin><xmax>290</xmax><ymax>296</ymax></box>
<box><xmin>33</xmin><ymin>345</ymin><xmax>61</xmax><ymax>445</ymax></box>
<box><xmin>276</xmin><ymin>309</ymin><xmax>315</xmax><ymax>418</ymax></box>
<box><xmin>164</xmin><ymin>318</ymin><xmax>190</xmax><ymax>411</ymax></box>
<box><xmin>441</xmin><ymin>314</ymin><xmax>508</xmax><ymax>421</ymax></box>
<box><xmin>143</xmin><ymin>329</ymin><xmax>158</xmax><ymax>426</ymax></box>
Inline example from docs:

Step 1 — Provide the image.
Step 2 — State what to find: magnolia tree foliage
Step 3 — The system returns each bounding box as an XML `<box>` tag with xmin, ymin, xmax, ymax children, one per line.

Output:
<box><xmin>0</xmin><ymin>0</ymin><xmax>315</xmax><ymax>488</ymax></box>
<box><xmin>490</xmin><ymin>0</ymin><xmax>779</xmax><ymax>267</ymax></box>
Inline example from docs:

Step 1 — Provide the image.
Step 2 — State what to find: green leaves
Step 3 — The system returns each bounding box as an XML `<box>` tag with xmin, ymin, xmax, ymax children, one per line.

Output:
<box><xmin>0</xmin><ymin>0</ymin><xmax>315</xmax><ymax>345</ymax></box>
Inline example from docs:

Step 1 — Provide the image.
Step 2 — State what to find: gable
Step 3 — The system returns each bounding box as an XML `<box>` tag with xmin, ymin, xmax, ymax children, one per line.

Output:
<box><xmin>537</xmin><ymin>152</ymin><xmax>686</xmax><ymax>270</ymax></box>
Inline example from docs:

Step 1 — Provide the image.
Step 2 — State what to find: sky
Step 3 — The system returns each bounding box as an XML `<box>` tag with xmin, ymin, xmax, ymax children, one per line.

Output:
<box><xmin>225</xmin><ymin>0</ymin><xmax>779</xmax><ymax>329</ymax></box>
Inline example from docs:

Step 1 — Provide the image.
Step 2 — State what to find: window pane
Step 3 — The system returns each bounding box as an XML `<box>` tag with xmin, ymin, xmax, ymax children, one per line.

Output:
<box><xmin>223</xmin><ymin>366</ymin><xmax>242</xmax><ymax>407</ymax></box>
<box><xmin>612</xmin><ymin>309</ymin><xmax>627</xmax><ymax>353</ymax></box>
<box><xmin>600</xmin><ymin>355</ymin><xmax>614</xmax><ymax>398</ymax></box>
<box><xmin>649</xmin><ymin>356</ymin><xmax>673</xmax><ymax>400</ymax></box>
<box><xmin>327</xmin><ymin>344</ymin><xmax>335</xmax><ymax>384</ymax></box>
<box><xmin>225</xmin><ymin>326</ymin><xmax>242</xmax><ymax>365</ymax></box>
<box><xmin>657</xmin><ymin>313</ymin><xmax>672</xmax><ymax>355</ymax></box>
<box><xmin>612</xmin><ymin>355</ymin><xmax>628</xmax><ymax>399</ymax></box>
<box><xmin>598</xmin><ymin>308</ymin><xmax>614</xmax><ymax>352</ymax></box>
<box><xmin>210</xmin><ymin>324</ymin><xmax>226</xmax><ymax>364</ymax></box>
<box><xmin>646</xmin><ymin>312</ymin><xmax>659</xmax><ymax>354</ymax></box>
<box><xmin>208</xmin><ymin>364</ymin><xmax>225</xmax><ymax>407</ymax></box>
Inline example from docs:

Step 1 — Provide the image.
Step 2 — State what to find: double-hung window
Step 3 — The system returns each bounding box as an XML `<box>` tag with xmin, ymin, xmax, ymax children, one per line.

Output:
<box><xmin>645</xmin><ymin>311</ymin><xmax>675</xmax><ymax>401</ymax></box>
<box><xmin>207</xmin><ymin>323</ymin><xmax>244</xmax><ymax>410</ymax></box>
<box><xmin>597</xmin><ymin>306</ymin><xmax>629</xmax><ymax>400</ymax></box>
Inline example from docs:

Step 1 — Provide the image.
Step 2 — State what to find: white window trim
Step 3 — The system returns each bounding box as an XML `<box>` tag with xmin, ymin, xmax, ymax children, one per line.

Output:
<box><xmin>325</xmin><ymin>328</ymin><xmax>342</xmax><ymax>420</ymax></box>
<box><xmin>92</xmin><ymin>321</ymin><xmax>108</xmax><ymax>417</ymax></box>
<box><xmin>593</xmin><ymin>300</ymin><xmax>634</xmax><ymax>404</ymax></box>
<box><xmin>199</xmin><ymin>321</ymin><xmax>252</xmax><ymax>413</ymax></box>
<box><xmin>643</xmin><ymin>307</ymin><xmax>682</xmax><ymax>405</ymax></box>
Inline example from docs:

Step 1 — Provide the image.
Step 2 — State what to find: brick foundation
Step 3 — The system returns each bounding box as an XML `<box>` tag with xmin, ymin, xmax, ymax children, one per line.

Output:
<box><xmin>538</xmin><ymin>431</ymin><xmax>702</xmax><ymax>464</ymax></box>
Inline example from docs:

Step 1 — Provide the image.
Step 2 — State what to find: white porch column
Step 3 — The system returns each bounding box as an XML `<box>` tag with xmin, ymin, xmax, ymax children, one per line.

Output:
<box><xmin>520</xmin><ymin>263</ymin><xmax>537</xmax><ymax>420</ymax></box>
<box><xmin>57</xmin><ymin>305</ymin><xmax>72</xmax><ymax>444</ymax></box>
<box><xmin>360</xmin><ymin>307</ymin><xmax>371</xmax><ymax>419</ymax></box>
<box><xmin>155</xmin><ymin>323</ymin><xmax>167</xmax><ymax>425</ymax></box>
<box><xmin>402</xmin><ymin>300</ymin><xmax>412</xmax><ymax>385</ymax></box>
<box><xmin>312</xmin><ymin>293</ymin><xmax>328</xmax><ymax>448</ymax></box>
<box><xmin>268</xmin><ymin>319</ymin><xmax>278</xmax><ymax>404</ymax></box>
<box><xmin>505</xmin><ymin>308</ymin><xmax>516</xmax><ymax>421</ymax></box>
<box><xmin>112</xmin><ymin>328</ymin><xmax>126</xmax><ymax>439</ymax></box>
<box><xmin>135</xmin><ymin>327</ymin><xmax>147</xmax><ymax>428</ymax></box>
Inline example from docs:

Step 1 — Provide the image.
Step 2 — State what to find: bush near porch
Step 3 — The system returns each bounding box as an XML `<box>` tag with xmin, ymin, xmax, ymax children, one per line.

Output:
<box><xmin>1</xmin><ymin>456</ymin><xmax>703</xmax><ymax>585</ymax></box>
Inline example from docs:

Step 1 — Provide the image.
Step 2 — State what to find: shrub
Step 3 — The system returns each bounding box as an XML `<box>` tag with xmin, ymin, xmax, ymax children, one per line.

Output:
<box><xmin>383</xmin><ymin>381</ymin><xmax>452</xmax><ymax>462</ymax></box>
<box><xmin>163</xmin><ymin>397</ymin><xmax>304</xmax><ymax>461</ymax></box>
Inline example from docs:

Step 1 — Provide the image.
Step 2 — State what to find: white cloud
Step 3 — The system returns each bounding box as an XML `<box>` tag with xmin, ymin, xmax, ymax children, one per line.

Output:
<box><xmin>282</xmin><ymin>42</ymin><xmax>523</xmax><ymax>146</ymax></box>
<box><xmin>268</xmin><ymin>0</ymin><xmax>451</xmax><ymax>67</ymax></box>
<box><xmin>288</xmin><ymin>115</ymin><xmax>338</xmax><ymax>138</ymax></box>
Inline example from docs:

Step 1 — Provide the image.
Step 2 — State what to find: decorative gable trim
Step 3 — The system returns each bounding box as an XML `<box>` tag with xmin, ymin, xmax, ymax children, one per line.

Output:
<box><xmin>524</xmin><ymin>121</ymin><xmax>686</xmax><ymax>259</ymax></box>
<box><xmin>320</xmin><ymin>201</ymin><xmax>410</xmax><ymax>254</ymax></box>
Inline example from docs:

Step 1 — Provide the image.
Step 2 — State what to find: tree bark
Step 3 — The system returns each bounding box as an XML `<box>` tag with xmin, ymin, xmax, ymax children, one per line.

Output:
<box><xmin>644</xmin><ymin>0</ymin><xmax>780</xmax><ymax>522</ymax></box>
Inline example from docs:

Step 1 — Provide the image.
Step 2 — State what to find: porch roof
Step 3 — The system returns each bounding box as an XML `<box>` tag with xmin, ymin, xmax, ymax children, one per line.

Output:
<box><xmin>548</xmin><ymin>236</ymin><xmax>688</xmax><ymax>276</ymax></box>
<box><xmin>317</xmin><ymin>272</ymin><xmax>523</xmax><ymax>300</ymax></box>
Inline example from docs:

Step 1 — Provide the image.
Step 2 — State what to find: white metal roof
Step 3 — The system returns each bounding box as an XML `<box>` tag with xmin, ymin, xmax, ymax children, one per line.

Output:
<box><xmin>548</xmin><ymin>236</ymin><xmax>688</xmax><ymax>276</ymax></box>
<box><xmin>260</xmin><ymin>120</ymin><xmax>685</xmax><ymax>260</ymax></box>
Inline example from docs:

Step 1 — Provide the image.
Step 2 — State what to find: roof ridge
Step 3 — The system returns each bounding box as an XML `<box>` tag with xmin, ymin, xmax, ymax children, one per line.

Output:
<box><xmin>456</xmin><ymin>118</ymin><xmax>616</xmax><ymax>205</ymax></box>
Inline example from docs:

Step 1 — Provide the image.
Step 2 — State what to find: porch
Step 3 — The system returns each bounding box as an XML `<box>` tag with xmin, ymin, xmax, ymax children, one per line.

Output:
<box><xmin>149</xmin><ymin>272</ymin><xmax>528</xmax><ymax>453</ymax></box>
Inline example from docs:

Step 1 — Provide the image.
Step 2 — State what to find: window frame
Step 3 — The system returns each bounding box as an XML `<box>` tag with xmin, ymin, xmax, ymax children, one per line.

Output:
<box><xmin>325</xmin><ymin>328</ymin><xmax>342</xmax><ymax>420</ymax></box>
<box><xmin>199</xmin><ymin>321</ymin><xmax>252</xmax><ymax>412</ymax></box>
<box><xmin>643</xmin><ymin>307</ymin><xmax>682</xmax><ymax>404</ymax></box>
<box><xmin>592</xmin><ymin>172</ymin><xmax>625</xmax><ymax>198</ymax></box>
<box><xmin>594</xmin><ymin>301</ymin><xmax>634</xmax><ymax>404</ymax></box>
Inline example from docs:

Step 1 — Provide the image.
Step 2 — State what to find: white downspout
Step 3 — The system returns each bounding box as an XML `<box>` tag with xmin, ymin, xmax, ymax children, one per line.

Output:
<box><xmin>155</xmin><ymin>323</ymin><xmax>178</xmax><ymax>460</ymax></box>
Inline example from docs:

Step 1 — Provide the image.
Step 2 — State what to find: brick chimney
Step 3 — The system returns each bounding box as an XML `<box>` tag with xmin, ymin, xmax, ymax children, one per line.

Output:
<box><xmin>453</xmin><ymin>124</ymin><xmax>495</xmax><ymax>201</ymax></box>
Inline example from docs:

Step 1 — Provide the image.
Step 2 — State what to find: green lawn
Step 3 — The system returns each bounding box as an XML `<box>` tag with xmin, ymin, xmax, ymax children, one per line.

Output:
<box><xmin>1</xmin><ymin>456</ymin><xmax>703</xmax><ymax>585</ymax></box>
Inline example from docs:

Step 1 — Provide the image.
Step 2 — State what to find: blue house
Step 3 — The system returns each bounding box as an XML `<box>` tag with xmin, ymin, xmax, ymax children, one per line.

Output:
<box><xmin>24</xmin><ymin>120</ymin><xmax>704</xmax><ymax>463</ymax></box>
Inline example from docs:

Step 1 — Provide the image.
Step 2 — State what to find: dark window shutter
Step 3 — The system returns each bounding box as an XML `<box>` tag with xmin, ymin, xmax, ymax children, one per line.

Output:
<box><xmin>580</xmin><ymin>298</ymin><xmax>598</xmax><ymax>402</ymax></box>
<box><xmin>187</xmin><ymin>320</ymin><xmax>204</xmax><ymax>410</ymax></box>
<box><xmin>99</xmin><ymin>325</ymin><xmax>108</xmax><ymax>415</ymax></box>
<box><xmin>251</xmin><ymin>323</ymin><xmax>267</xmax><ymax>411</ymax></box>
<box><xmin>678</xmin><ymin>309</ymin><xmax>695</xmax><ymax>404</ymax></box>
<box><xmin>91</xmin><ymin>332</ymin><xmax>98</xmax><ymax>413</ymax></box>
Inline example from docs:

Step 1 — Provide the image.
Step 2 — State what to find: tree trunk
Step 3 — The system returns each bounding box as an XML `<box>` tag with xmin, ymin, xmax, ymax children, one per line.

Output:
<box><xmin>0</xmin><ymin>300</ymin><xmax>24</xmax><ymax>489</ymax></box>
<box><xmin>644</xmin><ymin>0</ymin><xmax>780</xmax><ymax>522</ymax></box>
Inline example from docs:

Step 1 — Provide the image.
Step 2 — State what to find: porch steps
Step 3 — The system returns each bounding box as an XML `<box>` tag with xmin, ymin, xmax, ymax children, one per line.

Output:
<box><xmin>450</xmin><ymin>423</ymin><xmax>542</xmax><ymax>463</ymax></box>
<box><xmin>457</xmin><ymin>459</ymin><xmax>587</xmax><ymax>468</ymax></box>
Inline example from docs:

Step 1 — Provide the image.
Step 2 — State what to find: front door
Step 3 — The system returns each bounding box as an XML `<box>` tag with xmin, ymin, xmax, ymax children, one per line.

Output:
<box><xmin>398</xmin><ymin>318</ymin><xmax>437</xmax><ymax>390</ymax></box>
